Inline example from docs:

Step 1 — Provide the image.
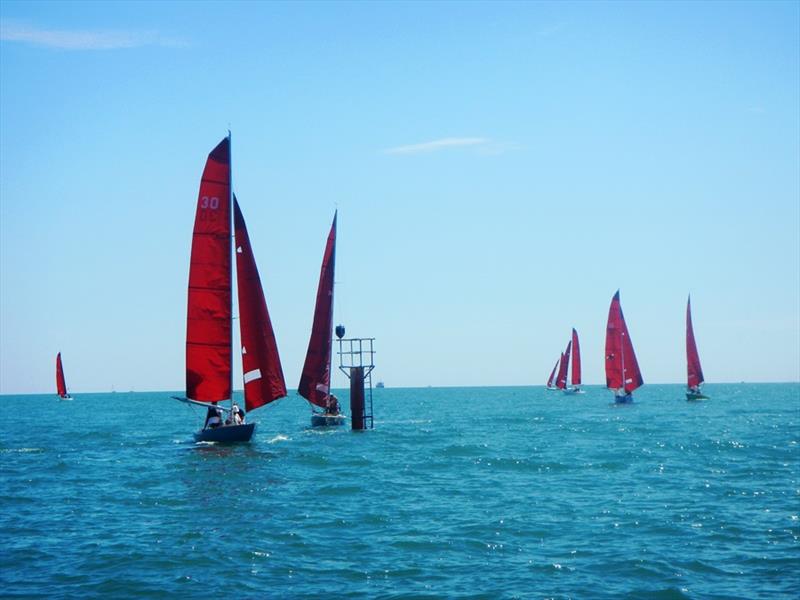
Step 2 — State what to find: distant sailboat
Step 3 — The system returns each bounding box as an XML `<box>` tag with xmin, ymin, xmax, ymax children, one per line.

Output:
<box><xmin>173</xmin><ymin>135</ymin><xmax>287</xmax><ymax>442</ymax></box>
<box><xmin>545</xmin><ymin>357</ymin><xmax>560</xmax><ymax>391</ymax></box>
<box><xmin>55</xmin><ymin>352</ymin><xmax>72</xmax><ymax>400</ymax></box>
<box><xmin>563</xmin><ymin>328</ymin><xmax>583</xmax><ymax>394</ymax></box>
<box><xmin>556</xmin><ymin>341</ymin><xmax>572</xmax><ymax>390</ymax></box>
<box><xmin>686</xmin><ymin>296</ymin><xmax>709</xmax><ymax>401</ymax></box>
<box><xmin>299</xmin><ymin>212</ymin><xmax>346</xmax><ymax>427</ymax></box>
<box><xmin>605</xmin><ymin>291</ymin><xmax>643</xmax><ymax>404</ymax></box>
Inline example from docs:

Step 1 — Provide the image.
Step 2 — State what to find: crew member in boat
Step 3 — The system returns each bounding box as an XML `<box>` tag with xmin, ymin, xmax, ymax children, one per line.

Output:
<box><xmin>326</xmin><ymin>394</ymin><xmax>340</xmax><ymax>416</ymax></box>
<box><xmin>204</xmin><ymin>401</ymin><xmax>222</xmax><ymax>429</ymax></box>
<box><xmin>229</xmin><ymin>402</ymin><xmax>244</xmax><ymax>425</ymax></box>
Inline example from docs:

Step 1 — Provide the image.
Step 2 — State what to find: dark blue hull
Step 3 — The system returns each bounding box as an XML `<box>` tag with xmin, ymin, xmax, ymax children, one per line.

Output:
<box><xmin>614</xmin><ymin>393</ymin><xmax>633</xmax><ymax>404</ymax></box>
<box><xmin>194</xmin><ymin>423</ymin><xmax>255</xmax><ymax>443</ymax></box>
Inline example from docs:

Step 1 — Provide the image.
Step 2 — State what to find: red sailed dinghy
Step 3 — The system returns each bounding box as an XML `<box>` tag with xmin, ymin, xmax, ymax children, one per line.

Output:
<box><xmin>299</xmin><ymin>212</ymin><xmax>346</xmax><ymax>427</ymax></box>
<box><xmin>545</xmin><ymin>357</ymin><xmax>560</xmax><ymax>390</ymax></box>
<box><xmin>563</xmin><ymin>328</ymin><xmax>583</xmax><ymax>394</ymax></box>
<box><xmin>173</xmin><ymin>135</ymin><xmax>286</xmax><ymax>442</ymax></box>
<box><xmin>556</xmin><ymin>342</ymin><xmax>572</xmax><ymax>391</ymax></box>
<box><xmin>605</xmin><ymin>291</ymin><xmax>643</xmax><ymax>404</ymax></box>
<box><xmin>56</xmin><ymin>352</ymin><xmax>72</xmax><ymax>400</ymax></box>
<box><xmin>686</xmin><ymin>296</ymin><xmax>708</xmax><ymax>401</ymax></box>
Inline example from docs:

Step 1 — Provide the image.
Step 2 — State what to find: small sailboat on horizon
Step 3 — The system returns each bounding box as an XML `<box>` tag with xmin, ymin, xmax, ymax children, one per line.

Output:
<box><xmin>562</xmin><ymin>328</ymin><xmax>583</xmax><ymax>394</ymax></box>
<box><xmin>686</xmin><ymin>295</ymin><xmax>709</xmax><ymax>401</ymax></box>
<box><xmin>555</xmin><ymin>340</ymin><xmax>572</xmax><ymax>392</ymax></box>
<box><xmin>299</xmin><ymin>212</ymin><xmax>346</xmax><ymax>427</ymax></box>
<box><xmin>173</xmin><ymin>135</ymin><xmax>287</xmax><ymax>443</ymax></box>
<box><xmin>545</xmin><ymin>356</ymin><xmax>561</xmax><ymax>391</ymax></box>
<box><xmin>55</xmin><ymin>352</ymin><xmax>72</xmax><ymax>400</ymax></box>
<box><xmin>605</xmin><ymin>291</ymin><xmax>643</xmax><ymax>404</ymax></box>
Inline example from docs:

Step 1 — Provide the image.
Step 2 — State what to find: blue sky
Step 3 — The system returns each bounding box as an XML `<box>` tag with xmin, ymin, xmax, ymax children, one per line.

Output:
<box><xmin>1</xmin><ymin>1</ymin><xmax>798</xmax><ymax>394</ymax></box>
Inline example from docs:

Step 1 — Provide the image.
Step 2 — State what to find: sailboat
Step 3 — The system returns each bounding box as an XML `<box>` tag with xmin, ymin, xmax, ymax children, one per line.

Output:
<box><xmin>545</xmin><ymin>357</ymin><xmax>560</xmax><ymax>390</ymax></box>
<box><xmin>55</xmin><ymin>352</ymin><xmax>72</xmax><ymax>400</ymax></box>
<box><xmin>299</xmin><ymin>212</ymin><xmax>346</xmax><ymax>427</ymax></box>
<box><xmin>686</xmin><ymin>295</ymin><xmax>709</xmax><ymax>401</ymax></box>
<box><xmin>172</xmin><ymin>135</ymin><xmax>287</xmax><ymax>443</ymax></box>
<box><xmin>556</xmin><ymin>341</ymin><xmax>572</xmax><ymax>391</ymax></box>
<box><xmin>605</xmin><ymin>290</ymin><xmax>643</xmax><ymax>404</ymax></box>
<box><xmin>563</xmin><ymin>328</ymin><xmax>583</xmax><ymax>394</ymax></box>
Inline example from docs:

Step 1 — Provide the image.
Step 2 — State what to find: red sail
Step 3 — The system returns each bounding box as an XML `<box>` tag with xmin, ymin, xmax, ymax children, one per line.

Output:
<box><xmin>56</xmin><ymin>352</ymin><xmax>68</xmax><ymax>397</ymax></box>
<box><xmin>605</xmin><ymin>291</ymin><xmax>643</xmax><ymax>393</ymax></box>
<box><xmin>556</xmin><ymin>341</ymin><xmax>572</xmax><ymax>389</ymax></box>
<box><xmin>554</xmin><ymin>353</ymin><xmax>565</xmax><ymax>388</ymax></box>
<box><xmin>570</xmin><ymin>328</ymin><xmax>582</xmax><ymax>386</ymax></box>
<box><xmin>234</xmin><ymin>196</ymin><xmax>287</xmax><ymax>412</ymax></box>
<box><xmin>546</xmin><ymin>358</ymin><xmax>559</xmax><ymax>387</ymax></box>
<box><xmin>686</xmin><ymin>296</ymin><xmax>705</xmax><ymax>389</ymax></box>
<box><xmin>186</xmin><ymin>137</ymin><xmax>232</xmax><ymax>402</ymax></box>
<box><xmin>298</xmin><ymin>212</ymin><xmax>337</xmax><ymax>408</ymax></box>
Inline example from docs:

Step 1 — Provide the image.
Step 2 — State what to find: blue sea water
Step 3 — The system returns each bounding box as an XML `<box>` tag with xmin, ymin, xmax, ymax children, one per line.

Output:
<box><xmin>1</xmin><ymin>384</ymin><xmax>798</xmax><ymax>599</ymax></box>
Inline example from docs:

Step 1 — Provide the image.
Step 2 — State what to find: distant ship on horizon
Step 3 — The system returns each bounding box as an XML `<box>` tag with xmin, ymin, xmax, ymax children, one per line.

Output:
<box><xmin>376</xmin><ymin>381</ymin><xmax>385</xmax><ymax>388</ymax></box>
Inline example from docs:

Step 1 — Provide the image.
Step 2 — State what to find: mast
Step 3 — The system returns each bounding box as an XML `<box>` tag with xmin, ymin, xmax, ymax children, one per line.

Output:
<box><xmin>620</xmin><ymin>328</ymin><xmax>626</xmax><ymax>396</ymax></box>
<box><xmin>228</xmin><ymin>130</ymin><xmax>234</xmax><ymax>413</ymax></box>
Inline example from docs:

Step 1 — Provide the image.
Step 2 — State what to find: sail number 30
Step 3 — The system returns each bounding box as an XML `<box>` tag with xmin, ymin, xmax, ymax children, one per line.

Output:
<box><xmin>199</xmin><ymin>196</ymin><xmax>220</xmax><ymax>221</ymax></box>
<box><xmin>201</xmin><ymin>196</ymin><xmax>220</xmax><ymax>210</ymax></box>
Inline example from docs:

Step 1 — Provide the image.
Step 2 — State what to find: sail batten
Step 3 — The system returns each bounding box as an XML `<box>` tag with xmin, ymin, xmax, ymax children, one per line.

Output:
<box><xmin>234</xmin><ymin>196</ymin><xmax>287</xmax><ymax>412</ymax></box>
<box><xmin>686</xmin><ymin>296</ymin><xmax>705</xmax><ymax>389</ymax></box>
<box><xmin>605</xmin><ymin>291</ymin><xmax>643</xmax><ymax>394</ymax></box>
<box><xmin>186</xmin><ymin>137</ymin><xmax>232</xmax><ymax>403</ymax></box>
<box><xmin>298</xmin><ymin>212</ymin><xmax>337</xmax><ymax>408</ymax></box>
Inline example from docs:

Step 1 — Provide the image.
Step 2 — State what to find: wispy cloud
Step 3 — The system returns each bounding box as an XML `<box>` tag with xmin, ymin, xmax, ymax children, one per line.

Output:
<box><xmin>384</xmin><ymin>137</ymin><xmax>520</xmax><ymax>156</ymax></box>
<box><xmin>0</xmin><ymin>20</ymin><xmax>186</xmax><ymax>50</ymax></box>
<box><xmin>384</xmin><ymin>137</ymin><xmax>491</xmax><ymax>155</ymax></box>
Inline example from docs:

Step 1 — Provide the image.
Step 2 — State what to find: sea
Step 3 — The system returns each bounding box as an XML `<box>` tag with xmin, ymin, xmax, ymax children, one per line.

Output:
<box><xmin>1</xmin><ymin>384</ymin><xmax>798</xmax><ymax>599</ymax></box>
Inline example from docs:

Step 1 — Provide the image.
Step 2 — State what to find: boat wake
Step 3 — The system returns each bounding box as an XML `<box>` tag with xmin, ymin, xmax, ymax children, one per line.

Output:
<box><xmin>267</xmin><ymin>434</ymin><xmax>290</xmax><ymax>444</ymax></box>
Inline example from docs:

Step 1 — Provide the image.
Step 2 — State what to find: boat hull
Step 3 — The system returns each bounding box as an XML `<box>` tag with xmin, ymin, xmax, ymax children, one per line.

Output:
<box><xmin>311</xmin><ymin>414</ymin><xmax>346</xmax><ymax>427</ymax></box>
<box><xmin>614</xmin><ymin>393</ymin><xmax>633</xmax><ymax>404</ymax></box>
<box><xmin>686</xmin><ymin>392</ymin><xmax>709</xmax><ymax>401</ymax></box>
<box><xmin>194</xmin><ymin>423</ymin><xmax>255</xmax><ymax>443</ymax></box>
<box><xmin>562</xmin><ymin>388</ymin><xmax>584</xmax><ymax>395</ymax></box>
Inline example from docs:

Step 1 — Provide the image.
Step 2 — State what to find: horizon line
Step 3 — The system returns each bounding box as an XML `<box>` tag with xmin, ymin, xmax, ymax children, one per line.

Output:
<box><xmin>2</xmin><ymin>381</ymin><xmax>798</xmax><ymax>397</ymax></box>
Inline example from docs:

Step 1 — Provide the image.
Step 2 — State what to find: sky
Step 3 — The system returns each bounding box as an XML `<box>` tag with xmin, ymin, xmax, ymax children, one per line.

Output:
<box><xmin>1</xmin><ymin>0</ymin><xmax>798</xmax><ymax>395</ymax></box>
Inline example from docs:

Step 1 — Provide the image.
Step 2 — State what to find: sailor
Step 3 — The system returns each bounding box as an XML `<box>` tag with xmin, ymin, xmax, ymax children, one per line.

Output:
<box><xmin>204</xmin><ymin>401</ymin><xmax>222</xmax><ymax>429</ymax></box>
<box><xmin>327</xmin><ymin>394</ymin><xmax>340</xmax><ymax>416</ymax></box>
<box><xmin>231</xmin><ymin>403</ymin><xmax>244</xmax><ymax>425</ymax></box>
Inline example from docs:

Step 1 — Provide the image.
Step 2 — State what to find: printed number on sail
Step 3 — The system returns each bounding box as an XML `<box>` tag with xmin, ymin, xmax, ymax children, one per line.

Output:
<box><xmin>199</xmin><ymin>196</ymin><xmax>220</xmax><ymax>220</ymax></box>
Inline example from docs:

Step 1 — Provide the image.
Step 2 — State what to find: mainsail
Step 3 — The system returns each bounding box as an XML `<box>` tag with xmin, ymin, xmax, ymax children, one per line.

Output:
<box><xmin>234</xmin><ymin>196</ymin><xmax>287</xmax><ymax>412</ymax></box>
<box><xmin>605</xmin><ymin>290</ymin><xmax>643</xmax><ymax>393</ymax></box>
<box><xmin>56</xmin><ymin>352</ymin><xmax>68</xmax><ymax>398</ymax></box>
<box><xmin>686</xmin><ymin>296</ymin><xmax>704</xmax><ymax>390</ymax></box>
<box><xmin>185</xmin><ymin>137</ymin><xmax>232</xmax><ymax>402</ymax></box>
<box><xmin>556</xmin><ymin>341</ymin><xmax>572</xmax><ymax>389</ymax></box>
<box><xmin>298</xmin><ymin>212</ymin><xmax>337</xmax><ymax>408</ymax></box>
<box><xmin>570</xmin><ymin>328</ymin><xmax>582</xmax><ymax>387</ymax></box>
